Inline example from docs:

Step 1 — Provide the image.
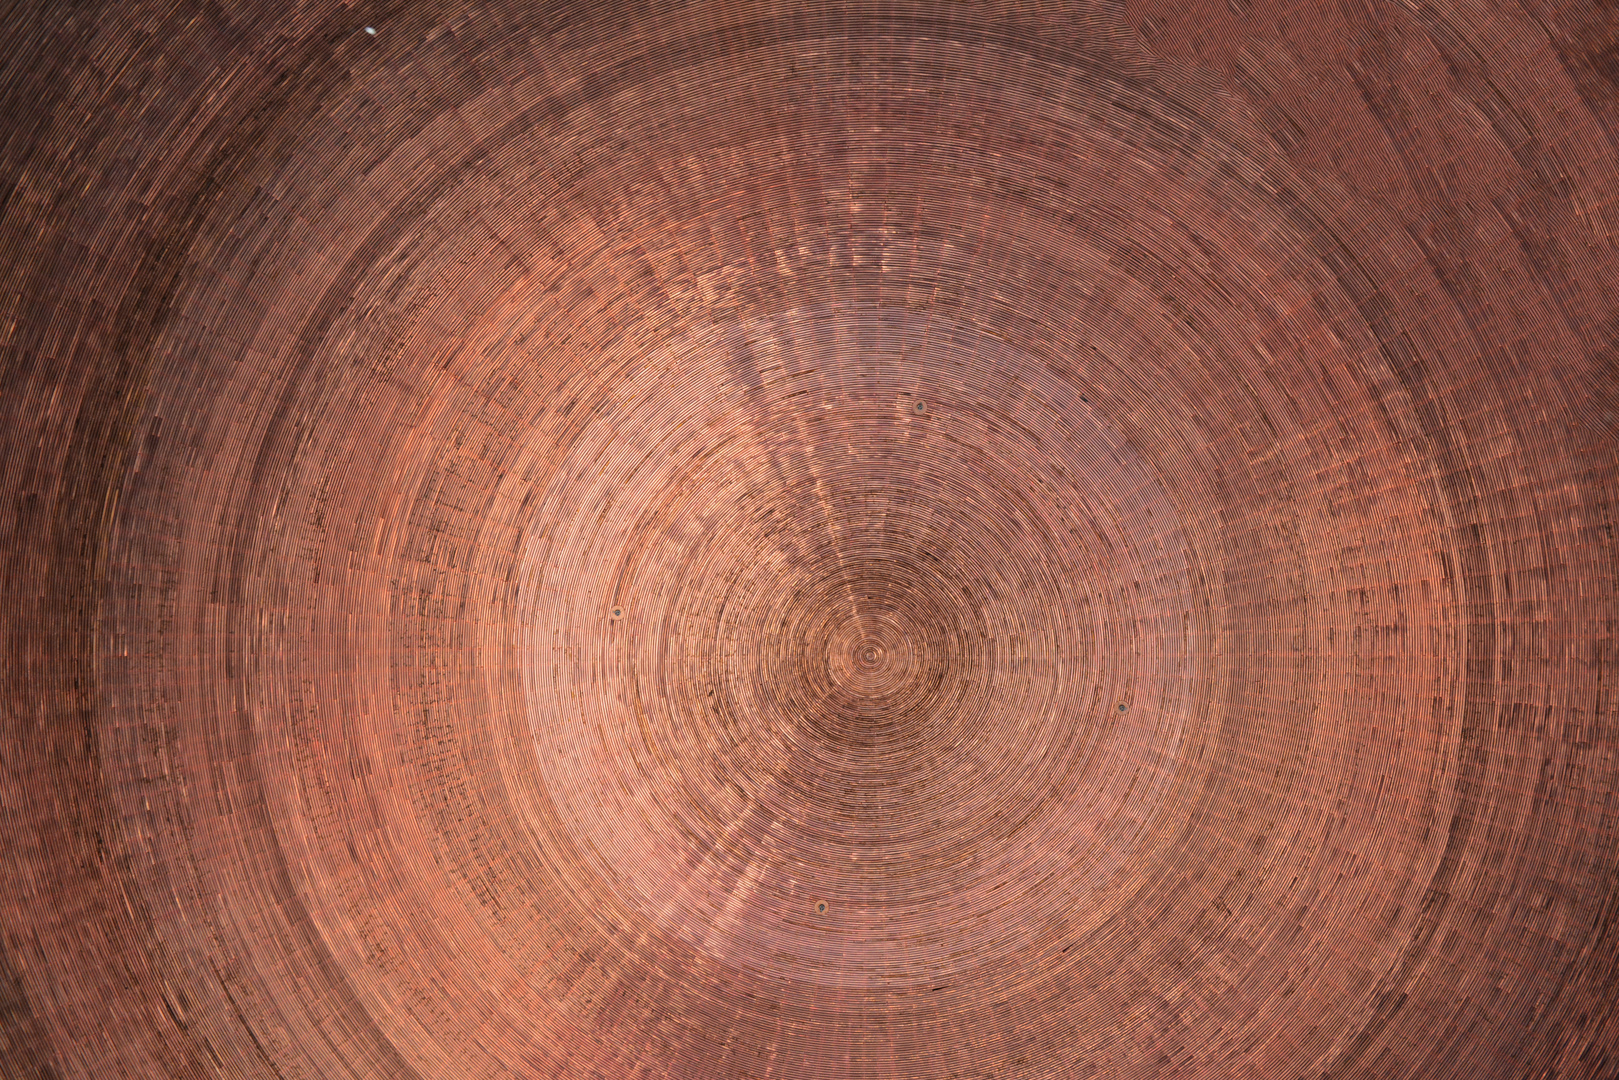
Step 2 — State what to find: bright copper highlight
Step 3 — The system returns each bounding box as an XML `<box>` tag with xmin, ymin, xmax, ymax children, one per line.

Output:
<box><xmin>1</xmin><ymin>1</ymin><xmax>1616</xmax><ymax>1078</ymax></box>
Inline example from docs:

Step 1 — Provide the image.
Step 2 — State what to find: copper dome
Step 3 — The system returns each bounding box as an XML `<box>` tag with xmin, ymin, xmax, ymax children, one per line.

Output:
<box><xmin>1</xmin><ymin>0</ymin><xmax>1616</xmax><ymax>1077</ymax></box>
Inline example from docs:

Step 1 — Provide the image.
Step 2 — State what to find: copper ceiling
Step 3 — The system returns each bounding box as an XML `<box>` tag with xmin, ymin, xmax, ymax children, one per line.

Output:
<box><xmin>2</xmin><ymin>0</ymin><xmax>1617</xmax><ymax>1077</ymax></box>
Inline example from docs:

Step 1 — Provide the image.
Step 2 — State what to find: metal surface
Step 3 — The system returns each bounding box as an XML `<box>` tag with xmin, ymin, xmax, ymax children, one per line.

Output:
<box><xmin>1</xmin><ymin>1</ymin><xmax>1617</xmax><ymax>1077</ymax></box>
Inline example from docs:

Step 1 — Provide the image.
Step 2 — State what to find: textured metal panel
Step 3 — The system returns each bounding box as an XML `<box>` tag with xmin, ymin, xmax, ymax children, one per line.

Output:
<box><xmin>0</xmin><ymin>1</ymin><xmax>1616</xmax><ymax>1078</ymax></box>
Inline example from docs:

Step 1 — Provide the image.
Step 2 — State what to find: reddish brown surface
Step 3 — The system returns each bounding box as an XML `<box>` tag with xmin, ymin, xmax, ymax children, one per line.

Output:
<box><xmin>1</xmin><ymin>1</ymin><xmax>1617</xmax><ymax>1077</ymax></box>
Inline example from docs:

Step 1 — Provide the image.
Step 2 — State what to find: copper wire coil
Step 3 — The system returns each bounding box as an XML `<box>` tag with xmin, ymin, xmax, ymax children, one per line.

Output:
<box><xmin>1</xmin><ymin>1</ymin><xmax>1616</xmax><ymax>1078</ymax></box>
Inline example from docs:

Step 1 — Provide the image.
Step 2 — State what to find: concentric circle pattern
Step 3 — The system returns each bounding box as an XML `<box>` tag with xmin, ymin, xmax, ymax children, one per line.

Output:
<box><xmin>1</xmin><ymin>1</ymin><xmax>1617</xmax><ymax>1078</ymax></box>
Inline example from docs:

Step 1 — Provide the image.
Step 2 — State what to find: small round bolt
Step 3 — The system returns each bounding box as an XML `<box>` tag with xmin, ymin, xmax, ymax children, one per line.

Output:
<box><xmin>611</xmin><ymin>607</ymin><xmax>623</xmax><ymax>619</ymax></box>
<box><xmin>815</xmin><ymin>901</ymin><xmax>828</xmax><ymax>914</ymax></box>
<box><xmin>914</xmin><ymin>400</ymin><xmax>927</xmax><ymax>414</ymax></box>
<box><xmin>1118</xmin><ymin>703</ymin><xmax>1128</xmax><ymax>713</ymax></box>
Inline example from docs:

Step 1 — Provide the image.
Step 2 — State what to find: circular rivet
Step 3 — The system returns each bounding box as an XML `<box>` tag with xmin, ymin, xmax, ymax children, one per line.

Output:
<box><xmin>611</xmin><ymin>607</ymin><xmax>623</xmax><ymax>619</ymax></box>
<box><xmin>815</xmin><ymin>901</ymin><xmax>828</xmax><ymax>914</ymax></box>
<box><xmin>914</xmin><ymin>399</ymin><xmax>927</xmax><ymax>414</ymax></box>
<box><xmin>1119</xmin><ymin>703</ymin><xmax>1128</xmax><ymax>713</ymax></box>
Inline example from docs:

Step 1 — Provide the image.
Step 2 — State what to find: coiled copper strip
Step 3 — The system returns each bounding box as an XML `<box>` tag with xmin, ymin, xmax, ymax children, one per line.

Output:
<box><xmin>1</xmin><ymin>1</ymin><xmax>1616</xmax><ymax>1078</ymax></box>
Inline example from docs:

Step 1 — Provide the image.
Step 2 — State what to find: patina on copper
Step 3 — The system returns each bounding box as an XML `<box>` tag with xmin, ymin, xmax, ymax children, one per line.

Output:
<box><xmin>0</xmin><ymin>1</ymin><xmax>1616</xmax><ymax>1078</ymax></box>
